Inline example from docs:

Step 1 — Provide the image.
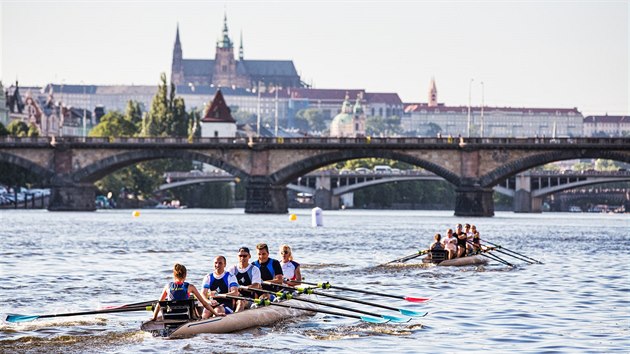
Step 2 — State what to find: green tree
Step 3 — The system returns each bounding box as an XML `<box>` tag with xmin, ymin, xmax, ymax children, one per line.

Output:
<box><xmin>7</xmin><ymin>120</ymin><xmax>29</xmax><ymax>137</ymax></box>
<box><xmin>188</xmin><ymin>108</ymin><xmax>202</xmax><ymax>139</ymax></box>
<box><xmin>27</xmin><ymin>123</ymin><xmax>39</xmax><ymax>137</ymax></box>
<box><xmin>0</xmin><ymin>122</ymin><xmax>8</xmax><ymax>136</ymax></box>
<box><xmin>144</xmin><ymin>73</ymin><xmax>188</xmax><ymax>137</ymax></box>
<box><xmin>89</xmin><ymin>112</ymin><xmax>138</xmax><ymax>137</ymax></box>
<box><xmin>297</xmin><ymin>108</ymin><xmax>327</xmax><ymax>132</ymax></box>
<box><xmin>124</xmin><ymin>100</ymin><xmax>144</xmax><ymax>132</ymax></box>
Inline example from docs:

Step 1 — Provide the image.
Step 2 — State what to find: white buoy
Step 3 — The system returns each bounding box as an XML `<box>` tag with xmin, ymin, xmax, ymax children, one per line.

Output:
<box><xmin>311</xmin><ymin>207</ymin><xmax>323</xmax><ymax>227</ymax></box>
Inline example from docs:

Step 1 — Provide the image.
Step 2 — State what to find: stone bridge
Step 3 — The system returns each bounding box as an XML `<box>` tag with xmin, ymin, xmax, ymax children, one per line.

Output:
<box><xmin>0</xmin><ymin>136</ymin><xmax>628</xmax><ymax>216</ymax></box>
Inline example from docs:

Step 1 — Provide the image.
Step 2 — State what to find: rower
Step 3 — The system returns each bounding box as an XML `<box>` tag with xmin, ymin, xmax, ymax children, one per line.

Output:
<box><xmin>455</xmin><ymin>223</ymin><xmax>467</xmax><ymax>258</ymax></box>
<box><xmin>228</xmin><ymin>247</ymin><xmax>262</xmax><ymax>312</ymax></box>
<box><xmin>151</xmin><ymin>263</ymin><xmax>222</xmax><ymax>321</ymax></box>
<box><xmin>201</xmin><ymin>256</ymin><xmax>239</xmax><ymax>318</ymax></box>
<box><xmin>279</xmin><ymin>244</ymin><xmax>302</xmax><ymax>286</ymax></box>
<box><xmin>442</xmin><ymin>229</ymin><xmax>458</xmax><ymax>260</ymax></box>
<box><xmin>252</xmin><ymin>243</ymin><xmax>284</xmax><ymax>292</ymax></box>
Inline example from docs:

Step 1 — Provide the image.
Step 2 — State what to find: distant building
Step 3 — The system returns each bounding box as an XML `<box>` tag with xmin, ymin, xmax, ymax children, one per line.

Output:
<box><xmin>201</xmin><ymin>90</ymin><xmax>236</xmax><ymax>138</ymax></box>
<box><xmin>5</xmin><ymin>82</ymin><xmax>90</xmax><ymax>137</ymax></box>
<box><xmin>583</xmin><ymin>115</ymin><xmax>629</xmax><ymax>137</ymax></box>
<box><xmin>171</xmin><ymin>15</ymin><xmax>304</xmax><ymax>91</ymax></box>
<box><xmin>0</xmin><ymin>81</ymin><xmax>8</xmax><ymax>126</ymax></box>
<box><xmin>403</xmin><ymin>79</ymin><xmax>584</xmax><ymax>137</ymax></box>
<box><xmin>288</xmin><ymin>88</ymin><xmax>403</xmax><ymax>120</ymax></box>
<box><xmin>329</xmin><ymin>93</ymin><xmax>366</xmax><ymax>137</ymax></box>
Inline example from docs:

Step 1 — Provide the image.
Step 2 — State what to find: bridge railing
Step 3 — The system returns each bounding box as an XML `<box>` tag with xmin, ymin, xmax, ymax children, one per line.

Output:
<box><xmin>1</xmin><ymin>136</ymin><xmax>629</xmax><ymax>146</ymax></box>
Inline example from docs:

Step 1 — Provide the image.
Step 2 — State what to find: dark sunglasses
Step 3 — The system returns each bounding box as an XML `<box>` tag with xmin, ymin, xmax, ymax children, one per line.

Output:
<box><xmin>238</xmin><ymin>254</ymin><xmax>249</xmax><ymax>258</ymax></box>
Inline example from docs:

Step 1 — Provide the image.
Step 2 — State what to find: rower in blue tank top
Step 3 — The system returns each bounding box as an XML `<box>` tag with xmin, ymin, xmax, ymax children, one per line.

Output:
<box><xmin>202</xmin><ymin>256</ymin><xmax>239</xmax><ymax>318</ymax></box>
<box><xmin>252</xmin><ymin>243</ymin><xmax>284</xmax><ymax>292</ymax></box>
<box><xmin>151</xmin><ymin>263</ymin><xmax>223</xmax><ymax>321</ymax></box>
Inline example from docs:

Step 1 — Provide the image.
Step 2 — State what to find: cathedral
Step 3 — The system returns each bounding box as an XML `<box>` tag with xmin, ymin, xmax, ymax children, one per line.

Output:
<box><xmin>171</xmin><ymin>15</ymin><xmax>304</xmax><ymax>91</ymax></box>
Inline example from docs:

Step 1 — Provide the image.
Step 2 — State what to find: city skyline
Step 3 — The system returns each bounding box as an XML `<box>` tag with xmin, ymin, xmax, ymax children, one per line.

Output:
<box><xmin>1</xmin><ymin>1</ymin><xmax>628</xmax><ymax>116</ymax></box>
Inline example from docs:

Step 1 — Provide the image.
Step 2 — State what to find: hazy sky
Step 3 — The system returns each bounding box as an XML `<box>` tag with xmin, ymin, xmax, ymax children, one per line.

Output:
<box><xmin>1</xmin><ymin>0</ymin><xmax>628</xmax><ymax>116</ymax></box>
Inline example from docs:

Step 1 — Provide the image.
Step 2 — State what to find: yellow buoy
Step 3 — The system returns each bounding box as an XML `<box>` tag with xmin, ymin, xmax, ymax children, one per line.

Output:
<box><xmin>132</xmin><ymin>210</ymin><xmax>141</xmax><ymax>217</ymax></box>
<box><xmin>289</xmin><ymin>213</ymin><xmax>297</xmax><ymax>221</ymax></box>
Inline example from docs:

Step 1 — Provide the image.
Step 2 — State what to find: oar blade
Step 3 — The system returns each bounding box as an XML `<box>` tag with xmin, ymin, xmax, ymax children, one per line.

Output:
<box><xmin>382</xmin><ymin>314</ymin><xmax>411</xmax><ymax>323</ymax></box>
<box><xmin>404</xmin><ymin>296</ymin><xmax>431</xmax><ymax>303</ymax></box>
<box><xmin>399</xmin><ymin>309</ymin><xmax>428</xmax><ymax>317</ymax></box>
<box><xmin>5</xmin><ymin>314</ymin><xmax>39</xmax><ymax>323</ymax></box>
<box><xmin>360</xmin><ymin>316</ymin><xmax>389</xmax><ymax>324</ymax></box>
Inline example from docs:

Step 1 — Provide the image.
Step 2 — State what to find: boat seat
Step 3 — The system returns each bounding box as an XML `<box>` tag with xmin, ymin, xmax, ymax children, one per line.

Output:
<box><xmin>159</xmin><ymin>299</ymin><xmax>198</xmax><ymax>322</ymax></box>
<box><xmin>429</xmin><ymin>250</ymin><xmax>448</xmax><ymax>263</ymax></box>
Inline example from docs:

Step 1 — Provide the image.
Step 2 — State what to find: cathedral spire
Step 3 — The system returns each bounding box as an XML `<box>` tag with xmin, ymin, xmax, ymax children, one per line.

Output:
<box><xmin>239</xmin><ymin>30</ymin><xmax>244</xmax><ymax>60</ymax></box>
<box><xmin>171</xmin><ymin>23</ymin><xmax>184</xmax><ymax>85</ymax></box>
<box><xmin>175</xmin><ymin>22</ymin><xmax>181</xmax><ymax>46</ymax></box>
<box><xmin>428</xmin><ymin>77</ymin><xmax>438</xmax><ymax>107</ymax></box>
<box><xmin>218</xmin><ymin>12</ymin><xmax>233</xmax><ymax>48</ymax></box>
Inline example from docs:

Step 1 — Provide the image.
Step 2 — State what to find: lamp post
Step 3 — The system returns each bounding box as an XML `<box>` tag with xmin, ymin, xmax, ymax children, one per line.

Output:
<box><xmin>480</xmin><ymin>81</ymin><xmax>485</xmax><ymax>138</ymax></box>
<box><xmin>256</xmin><ymin>82</ymin><xmax>261</xmax><ymax>137</ymax></box>
<box><xmin>81</xmin><ymin>81</ymin><xmax>86</xmax><ymax>141</ymax></box>
<box><xmin>274</xmin><ymin>85</ymin><xmax>279</xmax><ymax>137</ymax></box>
<box><xmin>467</xmin><ymin>78</ymin><xmax>474</xmax><ymax>137</ymax></box>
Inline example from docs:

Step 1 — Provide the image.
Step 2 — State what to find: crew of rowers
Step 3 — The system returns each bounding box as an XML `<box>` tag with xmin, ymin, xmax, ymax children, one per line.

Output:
<box><xmin>429</xmin><ymin>223</ymin><xmax>481</xmax><ymax>260</ymax></box>
<box><xmin>151</xmin><ymin>243</ymin><xmax>302</xmax><ymax>320</ymax></box>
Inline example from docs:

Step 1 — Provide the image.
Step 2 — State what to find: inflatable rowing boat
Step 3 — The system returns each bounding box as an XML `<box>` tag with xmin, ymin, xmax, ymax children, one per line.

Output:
<box><xmin>141</xmin><ymin>299</ymin><xmax>316</xmax><ymax>337</ymax></box>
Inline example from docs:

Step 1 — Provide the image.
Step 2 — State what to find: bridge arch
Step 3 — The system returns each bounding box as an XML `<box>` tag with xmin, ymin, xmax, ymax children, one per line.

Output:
<box><xmin>480</xmin><ymin>150</ymin><xmax>630</xmax><ymax>187</ymax></box>
<box><xmin>72</xmin><ymin>149</ymin><xmax>248</xmax><ymax>183</ymax></box>
<box><xmin>269</xmin><ymin>149</ymin><xmax>461</xmax><ymax>186</ymax></box>
<box><xmin>0</xmin><ymin>152</ymin><xmax>54</xmax><ymax>182</ymax></box>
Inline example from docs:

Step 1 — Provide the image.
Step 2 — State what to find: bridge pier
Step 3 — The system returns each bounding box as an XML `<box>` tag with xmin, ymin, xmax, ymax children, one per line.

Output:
<box><xmin>454</xmin><ymin>186</ymin><xmax>494</xmax><ymax>217</ymax></box>
<box><xmin>244</xmin><ymin>176</ymin><xmax>288</xmax><ymax>214</ymax></box>
<box><xmin>48</xmin><ymin>182</ymin><xmax>96</xmax><ymax>211</ymax></box>
<box><xmin>314</xmin><ymin>188</ymin><xmax>340</xmax><ymax>210</ymax></box>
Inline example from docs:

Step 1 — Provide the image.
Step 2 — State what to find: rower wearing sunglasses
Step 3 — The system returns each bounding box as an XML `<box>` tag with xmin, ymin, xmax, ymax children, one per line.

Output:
<box><xmin>279</xmin><ymin>244</ymin><xmax>302</xmax><ymax>286</ymax></box>
<box><xmin>228</xmin><ymin>247</ymin><xmax>262</xmax><ymax>312</ymax></box>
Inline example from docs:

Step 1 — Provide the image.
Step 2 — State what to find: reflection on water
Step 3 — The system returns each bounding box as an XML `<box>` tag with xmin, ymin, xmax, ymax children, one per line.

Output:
<box><xmin>0</xmin><ymin>209</ymin><xmax>628</xmax><ymax>353</ymax></box>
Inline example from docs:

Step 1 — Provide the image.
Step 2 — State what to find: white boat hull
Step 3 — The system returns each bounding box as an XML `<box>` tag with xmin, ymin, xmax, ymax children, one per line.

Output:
<box><xmin>141</xmin><ymin>299</ymin><xmax>316</xmax><ymax>337</ymax></box>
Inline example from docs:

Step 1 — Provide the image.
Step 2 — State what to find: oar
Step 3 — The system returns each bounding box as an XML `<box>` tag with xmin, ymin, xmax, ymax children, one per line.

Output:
<box><xmin>482</xmin><ymin>239</ymin><xmax>543</xmax><ymax>264</ymax></box>
<box><xmin>286</xmin><ymin>280</ymin><xmax>430</xmax><ymax>303</ymax></box>
<box><xmin>5</xmin><ymin>304</ymin><xmax>153</xmax><ymax>323</ymax></box>
<box><xmin>241</xmin><ymin>286</ymin><xmax>416</xmax><ymax>323</ymax></box>
<box><xmin>267</xmin><ymin>282</ymin><xmax>428</xmax><ymax>318</ymax></box>
<box><xmin>489</xmin><ymin>246</ymin><xmax>536</xmax><ymax>264</ymax></box>
<box><xmin>478</xmin><ymin>249</ymin><xmax>514</xmax><ymax>267</ymax></box>
<box><xmin>382</xmin><ymin>249</ymin><xmax>429</xmax><ymax>265</ymax></box>
<box><xmin>216</xmin><ymin>294</ymin><xmax>389</xmax><ymax>324</ymax></box>
<box><xmin>100</xmin><ymin>300</ymin><xmax>157</xmax><ymax>310</ymax></box>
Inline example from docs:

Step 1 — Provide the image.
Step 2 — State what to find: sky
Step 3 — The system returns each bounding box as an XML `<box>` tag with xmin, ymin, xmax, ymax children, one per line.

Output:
<box><xmin>1</xmin><ymin>0</ymin><xmax>628</xmax><ymax>116</ymax></box>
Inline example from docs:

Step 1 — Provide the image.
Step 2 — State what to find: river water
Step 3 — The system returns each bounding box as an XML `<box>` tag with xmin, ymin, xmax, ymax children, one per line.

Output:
<box><xmin>0</xmin><ymin>209</ymin><xmax>628</xmax><ymax>353</ymax></box>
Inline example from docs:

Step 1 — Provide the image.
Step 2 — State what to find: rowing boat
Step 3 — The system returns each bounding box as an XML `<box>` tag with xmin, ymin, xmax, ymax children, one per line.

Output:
<box><xmin>141</xmin><ymin>299</ymin><xmax>316</xmax><ymax>337</ymax></box>
<box><xmin>422</xmin><ymin>254</ymin><xmax>488</xmax><ymax>267</ymax></box>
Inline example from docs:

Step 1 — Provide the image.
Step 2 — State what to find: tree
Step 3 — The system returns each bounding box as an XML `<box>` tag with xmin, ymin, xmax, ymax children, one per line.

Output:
<box><xmin>6</xmin><ymin>120</ymin><xmax>29</xmax><ymax>137</ymax></box>
<box><xmin>144</xmin><ymin>73</ymin><xmax>188</xmax><ymax>137</ymax></box>
<box><xmin>27</xmin><ymin>123</ymin><xmax>39</xmax><ymax>137</ymax></box>
<box><xmin>188</xmin><ymin>108</ymin><xmax>202</xmax><ymax>139</ymax></box>
<box><xmin>0</xmin><ymin>122</ymin><xmax>8</xmax><ymax>136</ymax></box>
<box><xmin>89</xmin><ymin>112</ymin><xmax>138</xmax><ymax>137</ymax></box>
<box><xmin>297</xmin><ymin>108</ymin><xmax>327</xmax><ymax>132</ymax></box>
<box><xmin>124</xmin><ymin>100</ymin><xmax>144</xmax><ymax>132</ymax></box>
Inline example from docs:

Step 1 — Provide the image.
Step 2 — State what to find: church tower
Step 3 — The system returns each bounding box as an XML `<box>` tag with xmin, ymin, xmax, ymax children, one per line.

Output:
<box><xmin>212</xmin><ymin>14</ymin><xmax>238</xmax><ymax>88</ymax></box>
<box><xmin>171</xmin><ymin>24</ymin><xmax>184</xmax><ymax>86</ymax></box>
<box><xmin>239</xmin><ymin>30</ymin><xmax>244</xmax><ymax>61</ymax></box>
<box><xmin>428</xmin><ymin>77</ymin><xmax>438</xmax><ymax>107</ymax></box>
